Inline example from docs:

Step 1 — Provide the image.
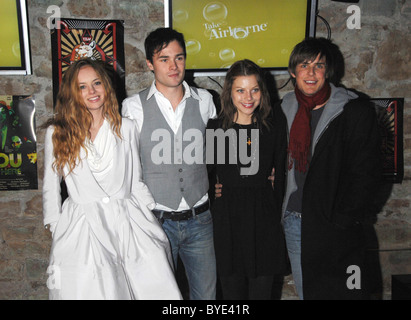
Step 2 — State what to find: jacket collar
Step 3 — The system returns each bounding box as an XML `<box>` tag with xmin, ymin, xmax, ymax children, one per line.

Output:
<box><xmin>281</xmin><ymin>83</ymin><xmax>358</xmax><ymax>154</ymax></box>
<box><xmin>281</xmin><ymin>83</ymin><xmax>358</xmax><ymax>132</ymax></box>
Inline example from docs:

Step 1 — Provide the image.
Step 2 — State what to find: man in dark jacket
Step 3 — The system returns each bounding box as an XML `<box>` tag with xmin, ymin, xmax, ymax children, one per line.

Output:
<box><xmin>279</xmin><ymin>37</ymin><xmax>382</xmax><ymax>299</ymax></box>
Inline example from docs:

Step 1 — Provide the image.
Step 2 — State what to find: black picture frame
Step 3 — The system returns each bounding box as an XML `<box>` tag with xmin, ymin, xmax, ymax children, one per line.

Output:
<box><xmin>164</xmin><ymin>0</ymin><xmax>318</xmax><ymax>76</ymax></box>
<box><xmin>50</xmin><ymin>18</ymin><xmax>126</xmax><ymax>105</ymax></box>
<box><xmin>371</xmin><ymin>98</ymin><xmax>404</xmax><ymax>183</ymax></box>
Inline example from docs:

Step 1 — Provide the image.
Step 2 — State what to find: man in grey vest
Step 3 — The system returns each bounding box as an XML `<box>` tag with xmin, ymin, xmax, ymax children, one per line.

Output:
<box><xmin>122</xmin><ymin>28</ymin><xmax>217</xmax><ymax>300</ymax></box>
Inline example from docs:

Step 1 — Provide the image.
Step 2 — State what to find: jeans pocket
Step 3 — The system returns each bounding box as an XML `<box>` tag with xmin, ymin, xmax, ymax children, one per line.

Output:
<box><xmin>283</xmin><ymin>210</ymin><xmax>292</xmax><ymax>220</ymax></box>
<box><xmin>195</xmin><ymin>210</ymin><xmax>212</xmax><ymax>225</ymax></box>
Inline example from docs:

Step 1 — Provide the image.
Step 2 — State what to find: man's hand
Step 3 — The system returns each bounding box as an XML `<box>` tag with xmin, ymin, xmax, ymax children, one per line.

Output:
<box><xmin>268</xmin><ymin>168</ymin><xmax>275</xmax><ymax>189</ymax></box>
<box><xmin>215</xmin><ymin>183</ymin><xmax>222</xmax><ymax>198</ymax></box>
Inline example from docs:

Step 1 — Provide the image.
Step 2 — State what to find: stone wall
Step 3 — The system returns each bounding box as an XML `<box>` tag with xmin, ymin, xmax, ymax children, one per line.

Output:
<box><xmin>0</xmin><ymin>0</ymin><xmax>409</xmax><ymax>299</ymax></box>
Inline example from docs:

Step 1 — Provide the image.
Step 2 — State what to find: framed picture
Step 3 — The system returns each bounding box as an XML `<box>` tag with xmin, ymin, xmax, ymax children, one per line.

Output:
<box><xmin>165</xmin><ymin>0</ymin><xmax>317</xmax><ymax>76</ymax></box>
<box><xmin>0</xmin><ymin>95</ymin><xmax>37</xmax><ymax>190</ymax></box>
<box><xmin>371</xmin><ymin>98</ymin><xmax>404</xmax><ymax>183</ymax></box>
<box><xmin>0</xmin><ymin>0</ymin><xmax>32</xmax><ymax>75</ymax></box>
<box><xmin>50</xmin><ymin>18</ymin><xmax>125</xmax><ymax>104</ymax></box>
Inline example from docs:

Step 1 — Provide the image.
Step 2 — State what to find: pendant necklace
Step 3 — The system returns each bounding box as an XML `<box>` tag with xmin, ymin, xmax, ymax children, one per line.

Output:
<box><xmin>232</xmin><ymin>122</ymin><xmax>259</xmax><ymax>178</ymax></box>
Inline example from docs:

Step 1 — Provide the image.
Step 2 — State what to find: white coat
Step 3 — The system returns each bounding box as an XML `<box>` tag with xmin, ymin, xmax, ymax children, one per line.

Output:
<box><xmin>43</xmin><ymin>118</ymin><xmax>182</xmax><ymax>300</ymax></box>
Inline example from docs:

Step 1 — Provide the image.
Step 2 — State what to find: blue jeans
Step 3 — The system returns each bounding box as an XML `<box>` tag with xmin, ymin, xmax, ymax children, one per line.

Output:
<box><xmin>283</xmin><ymin>210</ymin><xmax>303</xmax><ymax>299</ymax></box>
<box><xmin>161</xmin><ymin>209</ymin><xmax>217</xmax><ymax>300</ymax></box>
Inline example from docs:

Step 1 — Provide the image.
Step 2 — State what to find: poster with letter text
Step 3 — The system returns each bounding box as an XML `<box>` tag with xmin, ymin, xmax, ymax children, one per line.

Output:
<box><xmin>0</xmin><ymin>95</ymin><xmax>37</xmax><ymax>190</ymax></box>
<box><xmin>50</xmin><ymin>18</ymin><xmax>125</xmax><ymax>105</ymax></box>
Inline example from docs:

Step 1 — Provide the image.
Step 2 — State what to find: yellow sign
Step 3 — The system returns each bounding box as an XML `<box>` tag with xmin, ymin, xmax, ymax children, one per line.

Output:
<box><xmin>172</xmin><ymin>0</ymin><xmax>308</xmax><ymax>70</ymax></box>
<box><xmin>0</xmin><ymin>0</ymin><xmax>22</xmax><ymax>67</ymax></box>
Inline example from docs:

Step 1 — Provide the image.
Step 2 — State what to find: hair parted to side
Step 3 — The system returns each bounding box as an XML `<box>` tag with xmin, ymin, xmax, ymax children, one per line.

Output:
<box><xmin>288</xmin><ymin>37</ymin><xmax>335</xmax><ymax>85</ymax></box>
<box><xmin>144</xmin><ymin>27</ymin><xmax>186</xmax><ymax>63</ymax></box>
<box><xmin>44</xmin><ymin>58</ymin><xmax>122</xmax><ymax>176</ymax></box>
<box><xmin>219</xmin><ymin>59</ymin><xmax>272</xmax><ymax>131</ymax></box>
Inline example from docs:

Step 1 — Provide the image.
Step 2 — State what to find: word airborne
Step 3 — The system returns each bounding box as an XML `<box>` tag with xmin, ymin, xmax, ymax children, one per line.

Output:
<box><xmin>205</xmin><ymin>23</ymin><xmax>268</xmax><ymax>40</ymax></box>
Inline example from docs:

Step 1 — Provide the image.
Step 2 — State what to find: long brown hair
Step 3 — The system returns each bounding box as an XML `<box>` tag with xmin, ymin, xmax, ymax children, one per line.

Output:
<box><xmin>219</xmin><ymin>59</ymin><xmax>272</xmax><ymax>130</ymax></box>
<box><xmin>43</xmin><ymin>58</ymin><xmax>122</xmax><ymax>176</ymax></box>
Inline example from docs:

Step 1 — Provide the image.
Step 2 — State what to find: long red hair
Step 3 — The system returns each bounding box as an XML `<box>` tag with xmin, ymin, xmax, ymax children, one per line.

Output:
<box><xmin>44</xmin><ymin>58</ymin><xmax>122</xmax><ymax>176</ymax></box>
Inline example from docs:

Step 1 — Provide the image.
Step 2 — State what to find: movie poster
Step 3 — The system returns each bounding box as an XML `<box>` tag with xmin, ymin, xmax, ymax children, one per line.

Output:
<box><xmin>371</xmin><ymin>98</ymin><xmax>404</xmax><ymax>183</ymax></box>
<box><xmin>0</xmin><ymin>95</ymin><xmax>37</xmax><ymax>190</ymax></box>
<box><xmin>50</xmin><ymin>18</ymin><xmax>125</xmax><ymax>104</ymax></box>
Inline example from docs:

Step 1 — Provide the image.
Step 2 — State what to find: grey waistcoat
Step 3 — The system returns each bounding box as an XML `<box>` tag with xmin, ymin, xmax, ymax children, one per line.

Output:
<box><xmin>139</xmin><ymin>87</ymin><xmax>208</xmax><ymax>210</ymax></box>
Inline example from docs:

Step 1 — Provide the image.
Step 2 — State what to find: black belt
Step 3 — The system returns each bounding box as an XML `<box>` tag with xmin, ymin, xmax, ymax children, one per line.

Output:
<box><xmin>152</xmin><ymin>201</ymin><xmax>209</xmax><ymax>221</ymax></box>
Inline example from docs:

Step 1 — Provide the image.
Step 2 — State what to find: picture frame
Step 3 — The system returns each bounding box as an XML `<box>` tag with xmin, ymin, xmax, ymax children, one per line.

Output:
<box><xmin>164</xmin><ymin>0</ymin><xmax>318</xmax><ymax>76</ymax></box>
<box><xmin>50</xmin><ymin>18</ymin><xmax>126</xmax><ymax>104</ymax></box>
<box><xmin>371</xmin><ymin>98</ymin><xmax>404</xmax><ymax>183</ymax></box>
<box><xmin>0</xmin><ymin>0</ymin><xmax>32</xmax><ymax>75</ymax></box>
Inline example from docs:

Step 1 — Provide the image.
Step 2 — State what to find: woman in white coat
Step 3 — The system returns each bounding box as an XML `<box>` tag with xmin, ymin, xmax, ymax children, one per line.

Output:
<box><xmin>42</xmin><ymin>58</ymin><xmax>182</xmax><ymax>300</ymax></box>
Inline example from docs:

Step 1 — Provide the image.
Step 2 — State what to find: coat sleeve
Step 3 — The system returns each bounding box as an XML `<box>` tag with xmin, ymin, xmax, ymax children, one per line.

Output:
<box><xmin>333</xmin><ymin>100</ymin><xmax>382</xmax><ymax>227</ymax></box>
<box><xmin>272</xmin><ymin>101</ymin><xmax>288</xmax><ymax>206</ymax></box>
<box><xmin>121</xmin><ymin>95</ymin><xmax>144</xmax><ymax>133</ymax></box>
<box><xmin>42</xmin><ymin>126</ymin><xmax>62</xmax><ymax>231</ymax></box>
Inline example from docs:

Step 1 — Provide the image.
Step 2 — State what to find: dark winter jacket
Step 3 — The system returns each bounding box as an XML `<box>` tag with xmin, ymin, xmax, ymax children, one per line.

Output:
<box><xmin>278</xmin><ymin>84</ymin><xmax>382</xmax><ymax>299</ymax></box>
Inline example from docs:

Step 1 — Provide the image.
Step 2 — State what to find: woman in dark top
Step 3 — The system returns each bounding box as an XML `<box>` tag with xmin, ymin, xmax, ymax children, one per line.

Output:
<box><xmin>207</xmin><ymin>59</ymin><xmax>287</xmax><ymax>300</ymax></box>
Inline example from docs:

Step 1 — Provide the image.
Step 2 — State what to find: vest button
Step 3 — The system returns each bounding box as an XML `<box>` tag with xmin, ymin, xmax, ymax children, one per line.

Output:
<box><xmin>181</xmin><ymin>188</ymin><xmax>184</xmax><ymax>192</ymax></box>
<box><xmin>179</xmin><ymin>168</ymin><xmax>183</xmax><ymax>172</ymax></box>
<box><xmin>180</xmin><ymin>178</ymin><xmax>183</xmax><ymax>182</ymax></box>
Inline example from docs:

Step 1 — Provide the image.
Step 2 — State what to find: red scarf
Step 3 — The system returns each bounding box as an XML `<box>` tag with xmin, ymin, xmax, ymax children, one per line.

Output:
<box><xmin>288</xmin><ymin>82</ymin><xmax>331</xmax><ymax>172</ymax></box>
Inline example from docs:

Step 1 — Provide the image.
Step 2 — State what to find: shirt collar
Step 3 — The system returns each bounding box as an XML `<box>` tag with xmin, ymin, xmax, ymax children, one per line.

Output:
<box><xmin>146</xmin><ymin>80</ymin><xmax>201</xmax><ymax>102</ymax></box>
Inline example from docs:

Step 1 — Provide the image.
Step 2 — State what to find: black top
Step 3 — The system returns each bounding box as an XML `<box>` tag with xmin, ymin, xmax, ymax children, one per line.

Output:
<box><xmin>207</xmin><ymin>116</ymin><xmax>287</xmax><ymax>277</ymax></box>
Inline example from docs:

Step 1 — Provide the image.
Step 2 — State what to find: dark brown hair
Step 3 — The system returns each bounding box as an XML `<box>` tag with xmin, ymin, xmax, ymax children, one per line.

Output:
<box><xmin>288</xmin><ymin>37</ymin><xmax>335</xmax><ymax>84</ymax></box>
<box><xmin>144</xmin><ymin>27</ymin><xmax>186</xmax><ymax>64</ymax></box>
<box><xmin>219</xmin><ymin>59</ymin><xmax>272</xmax><ymax>130</ymax></box>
